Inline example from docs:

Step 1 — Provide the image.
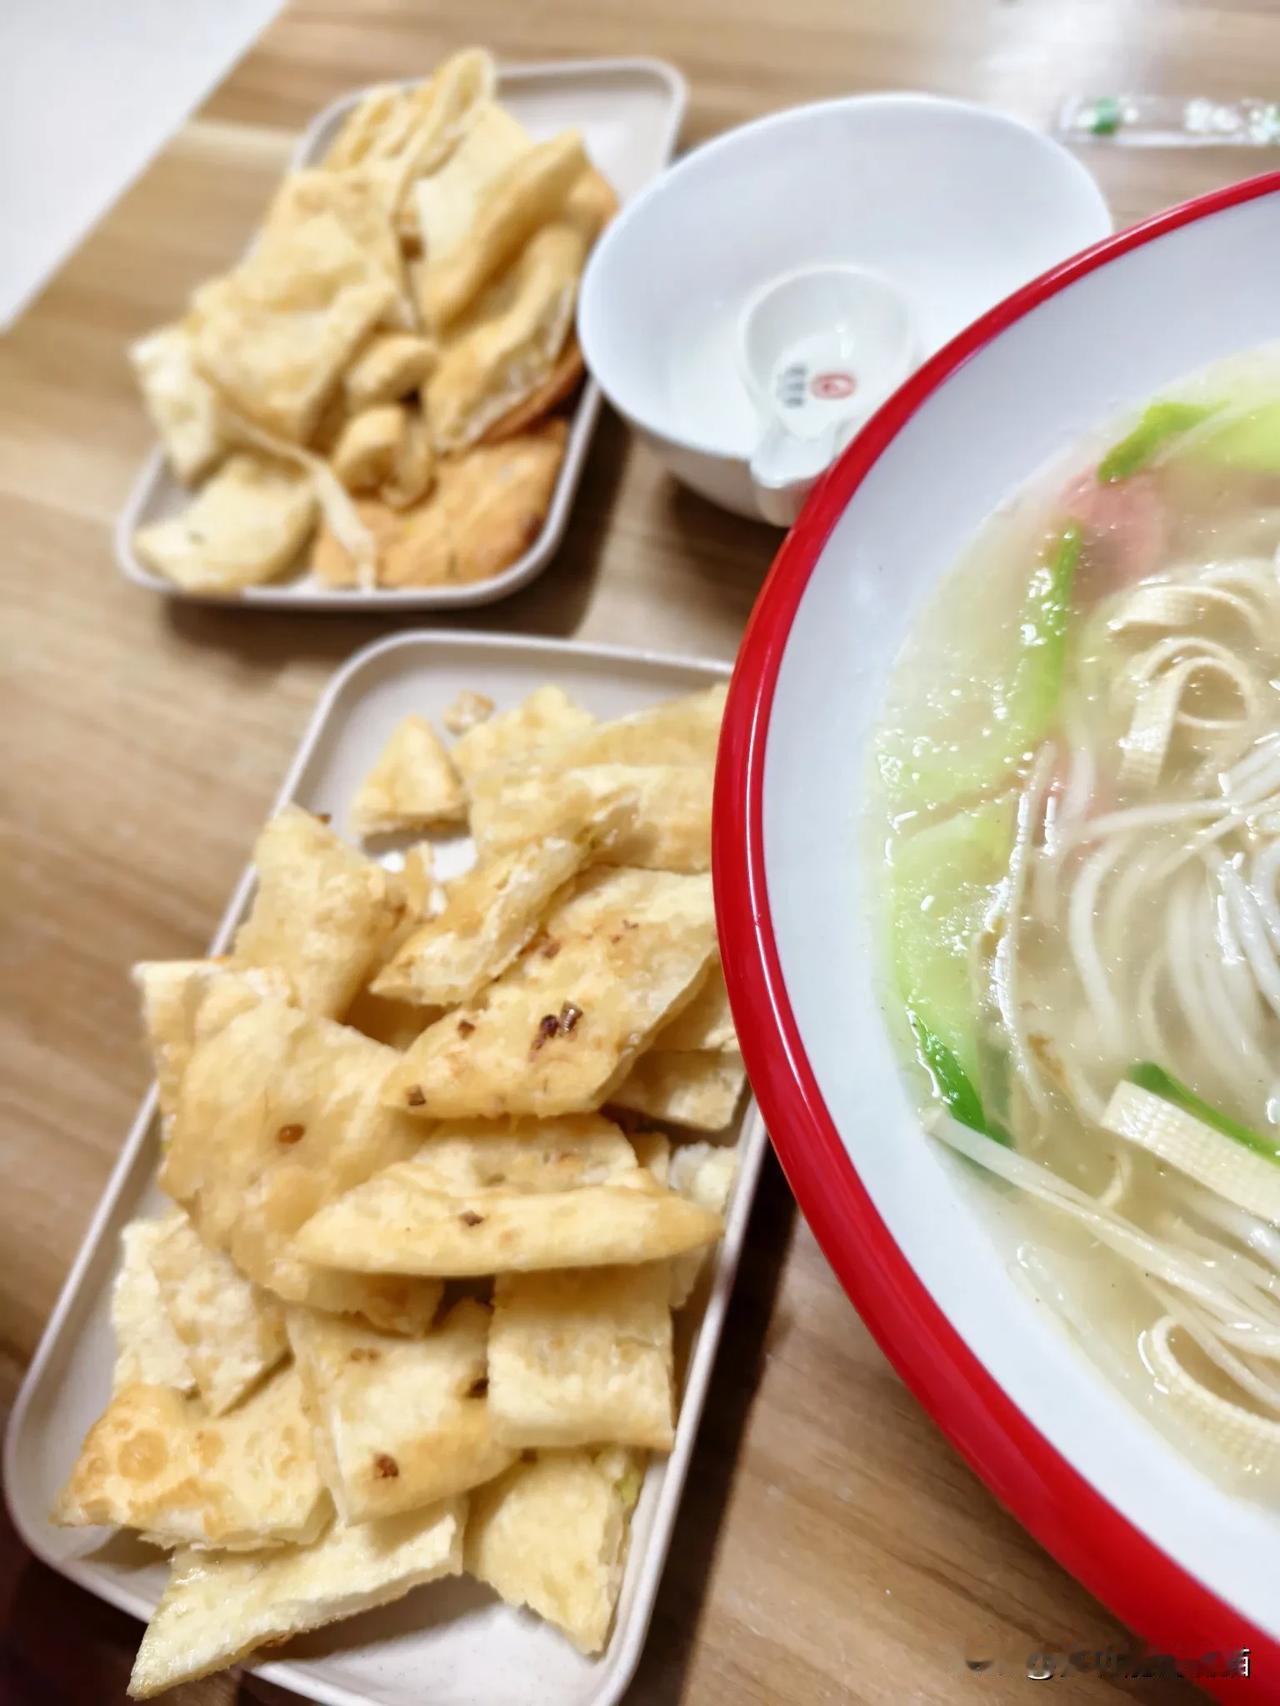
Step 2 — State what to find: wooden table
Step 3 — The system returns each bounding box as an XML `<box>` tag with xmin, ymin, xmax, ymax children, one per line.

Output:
<box><xmin>1</xmin><ymin>2</ymin><xmax>1272</xmax><ymax>1700</ymax></box>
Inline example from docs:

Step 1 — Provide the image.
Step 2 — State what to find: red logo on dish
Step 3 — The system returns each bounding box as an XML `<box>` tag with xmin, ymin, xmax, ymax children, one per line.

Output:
<box><xmin>811</xmin><ymin>371</ymin><xmax>856</xmax><ymax>400</ymax></box>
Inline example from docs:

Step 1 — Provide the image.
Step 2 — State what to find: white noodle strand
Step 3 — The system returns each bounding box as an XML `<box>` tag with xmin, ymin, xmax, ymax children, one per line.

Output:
<box><xmin>1066</xmin><ymin>836</ymin><xmax>1130</xmax><ymax>1041</ymax></box>
<box><xmin>931</xmin><ymin>1115</ymin><xmax>1280</xmax><ymax>1327</ymax></box>
<box><xmin>987</xmin><ymin>747</ymin><xmax>1056</xmax><ymax>1115</ymax></box>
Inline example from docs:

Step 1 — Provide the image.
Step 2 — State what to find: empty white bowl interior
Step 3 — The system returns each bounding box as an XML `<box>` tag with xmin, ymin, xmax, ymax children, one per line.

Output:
<box><xmin>761</xmin><ymin>188</ymin><xmax>1280</xmax><ymax>1636</ymax></box>
<box><xmin>580</xmin><ymin>95</ymin><xmax>1110</xmax><ymax>459</ymax></box>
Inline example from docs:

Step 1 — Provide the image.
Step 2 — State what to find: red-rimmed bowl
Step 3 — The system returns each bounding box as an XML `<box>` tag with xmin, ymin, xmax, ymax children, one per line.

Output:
<box><xmin>715</xmin><ymin>171</ymin><xmax>1280</xmax><ymax>1696</ymax></box>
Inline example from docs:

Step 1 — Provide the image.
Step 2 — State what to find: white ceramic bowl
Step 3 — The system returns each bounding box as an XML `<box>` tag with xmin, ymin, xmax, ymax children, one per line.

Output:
<box><xmin>579</xmin><ymin>94</ymin><xmax>1111</xmax><ymax>522</ymax></box>
<box><xmin>716</xmin><ymin>172</ymin><xmax>1280</xmax><ymax>1677</ymax></box>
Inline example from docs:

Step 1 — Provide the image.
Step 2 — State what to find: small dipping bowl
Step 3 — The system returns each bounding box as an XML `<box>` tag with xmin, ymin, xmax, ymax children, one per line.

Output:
<box><xmin>578</xmin><ymin>93</ymin><xmax>1111</xmax><ymax>523</ymax></box>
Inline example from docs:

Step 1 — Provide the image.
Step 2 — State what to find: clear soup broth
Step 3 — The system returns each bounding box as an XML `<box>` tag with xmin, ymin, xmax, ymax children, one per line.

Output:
<box><xmin>875</xmin><ymin>347</ymin><xmax>1280</xmax><ymax>1490</ymax></box>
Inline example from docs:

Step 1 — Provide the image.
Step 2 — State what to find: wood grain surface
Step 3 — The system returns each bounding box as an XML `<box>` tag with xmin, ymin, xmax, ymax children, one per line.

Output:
<box><xmin>1</xmin><ymin>1</ymin><xmax>1273</xmax><ymax>1700</ymax></box>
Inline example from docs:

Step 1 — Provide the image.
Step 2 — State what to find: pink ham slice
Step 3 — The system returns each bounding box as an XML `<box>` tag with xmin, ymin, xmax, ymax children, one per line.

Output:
<box><xmin>1062</xmin><ymin>472</ymin><xmax>1167</xmax><ymax>601</ymax></box>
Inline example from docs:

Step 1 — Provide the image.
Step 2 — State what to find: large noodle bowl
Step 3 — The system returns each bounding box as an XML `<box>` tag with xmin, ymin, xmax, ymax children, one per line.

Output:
<box><xmin>875</xmin><ymin>350</ymin><xmax>1280</xmax><ymax>1491</ymax></box>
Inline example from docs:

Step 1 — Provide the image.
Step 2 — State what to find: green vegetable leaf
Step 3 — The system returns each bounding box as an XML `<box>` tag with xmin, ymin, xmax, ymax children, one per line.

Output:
<box><xmin>1097</xmin><ymin>401</ymin><xmax>1215</xmax><ymax>483</ymax></box>
<box><xmin>1127</xmin><ymin>1061</ymin><xmax>1280</xmax><ymax>1165</ymax></box>
<box><xmin>1014</xmin><ymin>522</ymin><xmax>1081</xmax><ymax>734</ymax></box>
<box><xmin>910</xmin><ymin>1012</ymin><xmax>1010</xmax><ymax>1145</ymax></box>
<box><xmin>891</xmin><ymin>795</ymin><xmax>1015</xmax><ymax>1095</ymax></box>
<box><xmin>877</xmin><ymin>527</ymin><xmax>1081</xmax><ymax>817</ymax></box>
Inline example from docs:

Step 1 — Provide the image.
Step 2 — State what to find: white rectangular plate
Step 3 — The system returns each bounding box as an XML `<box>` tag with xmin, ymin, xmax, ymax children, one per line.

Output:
<box><xmin>115</xmin><ymin>59</ymin><xmax>686</xmax><ymax>610</ymax></box>
<box><xmin>4</xmin><ymin>630</ymin><xmax>766</xmax><ymax>1706</ymax></box>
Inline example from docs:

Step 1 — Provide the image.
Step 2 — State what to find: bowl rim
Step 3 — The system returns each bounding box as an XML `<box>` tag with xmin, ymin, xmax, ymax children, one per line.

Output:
<box><xmin>578</xmin><ymin>90</ymin><xmax>1111</xmax><ymax>462</ymax></box>
<box><xmin>713</xmin><ymin>167</ymin><xmax>1280</xmax><ymax>1684</ymax></box>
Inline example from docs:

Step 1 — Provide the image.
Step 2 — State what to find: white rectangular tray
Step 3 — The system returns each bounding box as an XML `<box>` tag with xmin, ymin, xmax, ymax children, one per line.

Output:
<box><xmin>115</xmin><ymin>59</ymin><xmax>687</xmax><ymax>611</ymax></box>
<box><xmin>4</xmin><ymin>630</ymin><xmax>767</xmax><ymax>1706</ymax></box>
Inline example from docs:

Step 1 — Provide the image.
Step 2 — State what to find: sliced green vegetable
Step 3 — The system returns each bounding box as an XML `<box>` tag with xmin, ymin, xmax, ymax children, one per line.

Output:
<box><xmin>1097</xmin><ymin>401</ymin><xmax>1216</xmax><ymax>483</ymax></box>
<box><xmin>891</xmin><ymin>795</ymin><xmax>1015</xmax><ymax>1136</ymax></box>
<box><xmin>1097</xmin><ymin>395</ymin><xmax>1280</xmax><ymax>479</ymax></box>
<box><xmin>1195</xmin><ymin>400</ymin><xmax>1280</xmax><ymax>473</ymax></box>
<box><xmin>1011</xmin><ymin>522</ymin><xmax>1081</xmax><ymax>735</ymax></box>
<box><xmin>878</xmin><ymin>526</ymin><xmax>1081</xmax><ymax>817</ymax></box>
<box><xmin>1126</xmin><ymin>1062</ymin><xmax>1280</xmax><ymax>1165</ymax></box>
<box><xmin>910</xmin><ymin>1014</ymin><xmax>1010</xmax><ymax>1143</ymax></box>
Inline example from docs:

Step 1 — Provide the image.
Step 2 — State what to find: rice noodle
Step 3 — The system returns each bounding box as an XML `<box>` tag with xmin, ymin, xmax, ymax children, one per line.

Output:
<box><xmin>1214</xmin><ymin>885</ymin><xmax>1261</xmax><ymax>1019</ymax></box>
<box><xmin>1160</xmin><ymin>866</ymin><xmax>1276</xmax><ymax>1091</ymax></box>
<box><xmin>1013</xmin><ymin>1245</ymin><xmax>1150</xmax><ymax>1391</ymax></box>
<box><xmin>1186</xmin><ymin>870</ymin><xmax>1272</xmax><ymax>1089</ymax></box>
<box><xmin>1177</xmin><ymin>1314</ymin><xmax>1280</xmax><ymax>1358</ymax></box>
<box><xmin>1225</xmin><ymin>732</ymin><xmax>1280</xmax><ymax>800</ymax></box>
<box><xmin>1098</xmin><ymin>839</ymin><xmax>1162</xmax><ymax>954</ymax></box>
<box><xmin>1218</xmin><ymin>857</ymin><xmax>1280</xmax><ymax>1025</ymax></box>
<box><xmin>1081</xmin><ymin>844</ymin><xmax>1239</xmax><ymax>1094</ymax></box>
<box><xmin>1055</xmin><ymin>797</ymin><xmax>1231</xmax><ymax>855</ymax></box>
<box><xmin>1037</xmin><ymin>733</ymin><xmax>1094</xmax><ymax>917</ymax></box>
<box><xmin>1147</xmin><ymin>1282</ymin><xmax>1280</xmax><ymax>1413</ymax></box>
<box><xmin>1148</xmin><ymin>786</ymin><xmax>1280</xmax><ymax>887</ymax></box>
<box><xmin>1065</xmin><ymin>835</ymin><xmax>1130</xmax><ymax>1040</ymax></box>
<box><xmin>1248</xmin><ymin>841</ymin><xmax>1280</xmax><ymax>953</ymax></box>
<box><xmin>1157</xmin><ymin>1223</ymin><xmax>1280</xmax><ymax>1318</ymax></box>
<box><xmin>930</xmin><ymin>1114</ymin><xmax>1280</xmax><ymax>1328</ymax></box>
<box><xmin>1058</xmin><ymin>742</ymin><xmax>1096</xmax><ymax>831</ymax></box>
<box><xmin>1175</xmin><ymin>1184</ymin><xmax>1280</xmax><ymax>1275</ymax></box>
<box><xmin>1135</xmin><ymin>952</ymin><xmax>1181</xmax><ymax>1065</ymax></box>
<box><xmin>1097</xmin><ymin>1143</ymin><xmax>1134</xmax><ymax>1209</ymax></box>
<box><xmin>1142</xmin><ymin>1315</ymin><xmax>1280</xmax><ymax>1470</ymax></box>
<box><xmin>1054</xmin><ymin>1057</ymin><xmax>1109</xmax><ymax>1126</ymax></box>
<box><xmin>986</xmin><ymin>746</ymin><xmax>1055</xmax><ymax>1115</ymax></box>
